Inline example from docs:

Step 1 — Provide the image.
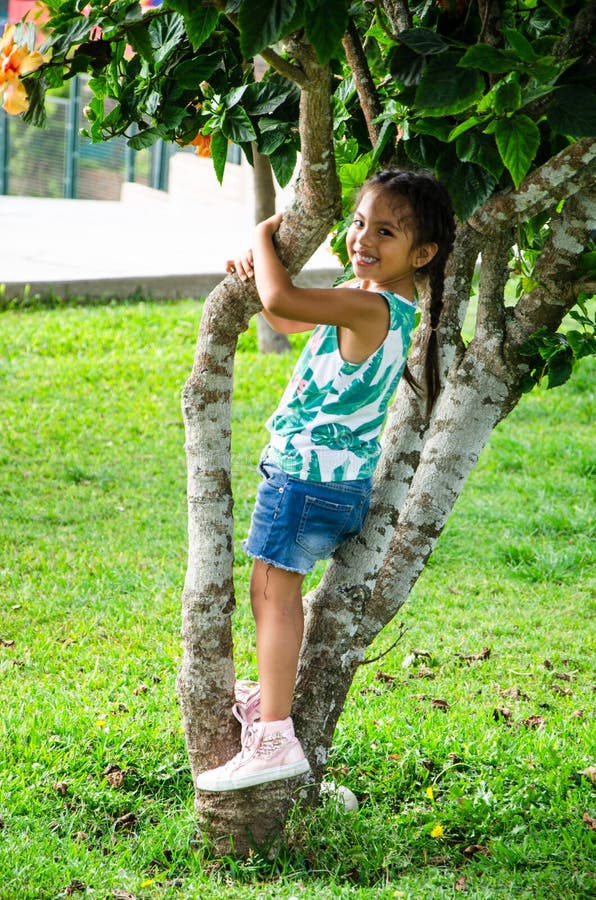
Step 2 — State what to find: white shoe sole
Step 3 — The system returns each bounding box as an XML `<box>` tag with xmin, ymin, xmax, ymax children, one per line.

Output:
<box><xmin>196</xmin><ymin>758</ymin><xmax>311</xmax><ymax>792</ymax></box>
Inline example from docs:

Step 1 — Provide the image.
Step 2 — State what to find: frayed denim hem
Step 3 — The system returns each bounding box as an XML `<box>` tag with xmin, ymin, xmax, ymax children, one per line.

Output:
<box><xmin>241</xmin><ymin>543</ymin><xmax>312</xmax><ymax>576</ymax></box>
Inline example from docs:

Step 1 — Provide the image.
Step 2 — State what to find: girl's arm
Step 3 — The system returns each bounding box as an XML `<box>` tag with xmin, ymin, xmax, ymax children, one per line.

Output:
<box><xmin>251</xmin><ymin>215</ymin><xmax>387</xmax><ymax>333</ymax></box>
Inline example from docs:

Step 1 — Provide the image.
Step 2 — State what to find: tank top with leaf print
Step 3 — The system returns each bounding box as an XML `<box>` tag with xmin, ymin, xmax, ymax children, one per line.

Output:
<box><xmin>264</xmin><ymin>290</ymin><xmax>417</xmax><ymax>482</ymax></box>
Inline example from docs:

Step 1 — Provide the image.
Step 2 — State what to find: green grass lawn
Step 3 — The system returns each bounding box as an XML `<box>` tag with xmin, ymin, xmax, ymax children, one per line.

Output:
<box><xmin>0</xmin><ymin>299</ymin><xmax>594</xmax><ymax>900</ymax></box>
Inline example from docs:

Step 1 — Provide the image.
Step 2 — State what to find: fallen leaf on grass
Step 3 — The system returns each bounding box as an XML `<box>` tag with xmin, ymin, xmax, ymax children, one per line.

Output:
<box><xmin>431</xmin><ymin>698</ymin><xmax>450</xmax><ymax>711</ymax></box>
<box><xmin>553</xmin><ymin>671</ymin><xmax>573</xmax><ymax>682</ymax></box>
<box><xmin>113</xmin><ymin>812</ymin><xmax>137</xmax><ymax>832</ymax></box>
<box><xmin>493</xmin><ymin>707</ymin><xmax>512</xmax><ymax>723</ymax></box>
<box><xmin>543</xmin><ymin>659</ymin><xmax>553</xmax><ymax>669</ymax></box>
<box><xmin>579</xmin><ymin>766</ymin><xmax>596</xmax><ymax>783</ymax></box>
<box><xmin>455</xmin><ymin>874</ymin><xmax>467</xmax><ymax>891</ymax></box>
<box><xmin>104</xmin><ymin>765</ymin><xmax>125</xmax><ymax>788</ymax></box>
<box><xmin>463</xmin><ymin>844</ymin><xmax>490</xmax><ymax>858</ymax></box>
<box><xmin>582</xmin><ymin>813</ymin><xmax>596</xmax><ymax>831</ymax></box>
<box><xmin>1</xmin><ymin>639</ymin><xmax>15</xmax><ymax>648</ymax></box>
<box><xmin>73</xmin><ymin>831</ymin><xmax>88</xmax><ymax>842</ymax></box>
<box><xmin>522</xmin><ymin>715</ymin><xmax>546</xmax><ymax>729</ymax></box>
<box><xmin>571</xmin><ymin>709</ymin><xmax>584</xmax><ymax>718</ymax></box>
<box><xmin>65</xmin><ymin>881</ymin><xmax>87</xmax><ymax>896</ymax></box>
<box><xmin>414</xmin><ymin>666</ymin><xmax>436</xmax><ymax>680</ymax></box>
<box><xmin>133</xmin><ymin>683</ymin><xmax>148</xmax><ymax>695</ymax></box>
<box><xmin>52</xmin><ymin>781</ymin><xmax>68</xmax><ymax>795</ymax></box>
<box><xmin>456</xmin><ymin>647</ymin><xmax>491</xmax><ymax>664</ymax></box>
<box><xmin>111</xmin><ymin>891</ymin><xmax>136</xmax><ymax>900</ymax></box>
<box><xmin>551</xmin><ymin>684</ymin><xmax>573</xmax><ymax>696</ymax></box>
<box><xmin>499</xmin><ymin>687</ymin><xmax>529</xmax><ymax>701</ymax></box>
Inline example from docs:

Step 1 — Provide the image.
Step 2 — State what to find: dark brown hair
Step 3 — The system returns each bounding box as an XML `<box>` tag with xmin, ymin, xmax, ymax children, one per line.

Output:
<box><xmin>359</xmin><ymin>169</ymin><xmax>456</xmax><ymax>414</ymax></box>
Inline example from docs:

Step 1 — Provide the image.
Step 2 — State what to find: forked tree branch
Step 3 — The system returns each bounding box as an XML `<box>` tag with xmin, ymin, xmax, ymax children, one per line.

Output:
<box><xmin>260</xmin><ymin>47</ymin><xmax>308</xmax><ymax>87</ymax></box>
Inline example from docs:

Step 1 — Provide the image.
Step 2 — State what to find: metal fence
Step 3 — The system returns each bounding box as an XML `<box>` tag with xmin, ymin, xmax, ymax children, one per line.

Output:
<box><xmin>0</xmin><ymin>76</ymin><xmax>172</xmax><ymax>200</ymax></box>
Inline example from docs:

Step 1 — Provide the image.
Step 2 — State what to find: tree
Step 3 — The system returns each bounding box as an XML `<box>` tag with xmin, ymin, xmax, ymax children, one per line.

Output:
<box><xmin>9</xmin><ymin>0</ymin><xmax>595</xmax><ymax>855</ymax></box>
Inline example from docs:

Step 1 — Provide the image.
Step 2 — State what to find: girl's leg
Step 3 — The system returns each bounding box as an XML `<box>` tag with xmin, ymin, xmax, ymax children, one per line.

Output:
<box><xmin>250</xmin><ymin>558</ymin><xmax>305</xmax><ymax>722</ymax></box>
<box><xmin>195</xmin><ymin>558</ymin><xmax>311</xmax><ymax>790</ymax></box>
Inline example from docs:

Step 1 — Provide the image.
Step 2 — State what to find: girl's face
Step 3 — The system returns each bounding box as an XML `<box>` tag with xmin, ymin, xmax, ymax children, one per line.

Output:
<box><xmin>346</xmin><ymin>188</ymin><xmax>434</xmax><ymax>294</ymax></box>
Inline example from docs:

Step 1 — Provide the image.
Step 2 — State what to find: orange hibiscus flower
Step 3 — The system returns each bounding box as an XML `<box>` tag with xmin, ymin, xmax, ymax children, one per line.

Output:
<box><xmin>0</xmin><ymin>24</ymin><xmax>45</xmax><ymax>115</ymax></box>
<box><xmin>190</xmin><ymin>133</ymin><xmax>212</xmax><ymax>158</ymax></box>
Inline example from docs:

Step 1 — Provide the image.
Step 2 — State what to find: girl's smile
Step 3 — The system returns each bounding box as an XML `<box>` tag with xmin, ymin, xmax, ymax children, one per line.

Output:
<box><xmin>346</xmin><ymin>189</ymin><xmax>427</xmax><ymax>298</ymax></box>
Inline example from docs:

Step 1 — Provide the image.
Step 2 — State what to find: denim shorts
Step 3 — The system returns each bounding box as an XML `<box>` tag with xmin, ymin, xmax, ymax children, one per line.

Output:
<box><xmin>242</xmin><ymin>461</ymin><xmax>373</xmax><ymax>575</ymax></box>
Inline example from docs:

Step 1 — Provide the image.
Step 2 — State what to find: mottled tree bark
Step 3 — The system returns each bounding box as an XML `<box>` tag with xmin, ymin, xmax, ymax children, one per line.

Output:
<box><xmin>253</xmin><ymin>147</ymin><xmax>291</xmax><ymax>354</ymax></box>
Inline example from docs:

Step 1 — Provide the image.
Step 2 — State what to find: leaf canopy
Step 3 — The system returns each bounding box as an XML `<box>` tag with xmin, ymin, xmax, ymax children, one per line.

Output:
<box><xmin>18</xmin><ymin>0</ymin><xmax>592</xmax><ymax>213</ymax></box>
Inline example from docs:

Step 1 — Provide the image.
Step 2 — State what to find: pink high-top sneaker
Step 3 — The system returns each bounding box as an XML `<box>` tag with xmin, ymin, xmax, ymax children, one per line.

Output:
<box><xmin>196</xmin><ymin>716</ymin><xmax>311</xmax><ymax>792</ymax></box>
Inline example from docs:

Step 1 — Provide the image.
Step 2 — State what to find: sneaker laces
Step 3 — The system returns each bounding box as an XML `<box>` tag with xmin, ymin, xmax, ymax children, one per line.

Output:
<box><xmin>233</xmin><ymin>680</ymin><xmax>261</xmax><ymax>742</ymax></box>
<box><xmin>221</xmin><ymin>722</ymin><xmax>261</xmax><ymax>773</ymax></box>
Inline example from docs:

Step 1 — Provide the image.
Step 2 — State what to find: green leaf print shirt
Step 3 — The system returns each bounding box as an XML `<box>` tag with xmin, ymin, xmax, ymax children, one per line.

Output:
<box><xmin>264</xmin><ymin>290</ymin><xmax>417</xmax><ymax>482</ymax></box>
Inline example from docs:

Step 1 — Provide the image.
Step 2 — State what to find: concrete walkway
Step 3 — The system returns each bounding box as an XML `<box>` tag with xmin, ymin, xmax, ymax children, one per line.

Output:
<box><xmin>0</xmin><ymin>189</ymin><xmax>341</xmax><ymax>301</ymax></box>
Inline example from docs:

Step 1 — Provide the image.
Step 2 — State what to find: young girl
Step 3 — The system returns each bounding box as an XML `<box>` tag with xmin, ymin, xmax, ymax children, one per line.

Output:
<box><xmin>196</xmin><ymin>169</ymin><xmax>455</xmax><ymax>792</ymax></box>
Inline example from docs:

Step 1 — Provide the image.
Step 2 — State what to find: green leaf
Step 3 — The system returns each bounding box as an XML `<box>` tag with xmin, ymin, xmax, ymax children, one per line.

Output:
<box><xmin>404</xmin><ymin>134</ymin><xmax>442</xmax><ymax>169</ymax></box>
<box><xmin>579</xmin><ymin>250</ymin><xmax>596</xmax><ymax>277</ymax></box>
<box><xmin>258</xmin><ymin>127</ymin><xmax>288</xmax><ymax>155</ymax></box>
<box><xmin>458</xmin><ymin>44</ymin><xmax>519</xmax><ymax>74</ymax></box>
<box><xmin>472</xmin><ymin>136</ymin><xmax>504</xmax><ymax>180</ymax></box>
<box><xmin>334</xmin><ymin>136</ymin><xmax>359</xmax><ymax>166</ymax></box>
<box><xmin>566</xmin><ymin>330</ymin><xmax>596</xmax><ymax>360</ymax></box>
<box><xmin>387</xmin><ymin>44</ymin><xmax>427</xmax><ymax>87</ymax></box>
<box><xmin>126</xmin><ymin>22</ymin><xmax>154</xmax><ymax>60</ymax></box>
<box><xmin>225</xmin><ymin>85</ymin><xmax>248</xmax><ymax>108</ymax></box>
<box><xmin>258</xmin><ymin>116</ymin><xmax>289</xmax><ymax>133</ymax></box>
<box><xmin>149</xmin><ymin>13</ymin><xmax>186</xmax><ymax>69</ymax></box>
<box><xmin>165</xmin><ymin>1</ymin><xmax>219</xmax><ymax>50</ymax></box>
<box><xmin>371</xmin><ymin>119</ymin><xmax>396</xmax><ymax>168</ymax></box>
<box><xmin>414</xmin><ymin>119</ymin><xmax>452</xmax><ymax>140</ymax></box>
<box><xmin>503</xmin><ymin>26</ymin><xmax>536</xmax><ymax>63</ymax></box>
<box><xmin>338</xmin><ymin>154</ymin><xmax>374</xmax><ymax>199</ymax></box>
<box><xmin>127</xmin><ymin>127</ymin><xmax>164</xmax><ymax>150</ymax></box>
<box><xmin>493</xmin><ymin>80</ymin><xmax>522</xmax><ymax>115</ymax></box>
<box><xmin>305</xmin><ymin>0</ymin><xmax>349</xmax><ymax>63</ymax></box>
<box><xmin>210</xmin><ymin>130</ymin><xmax>228</xmax><ymax>184</ymax></box>
<box><xmin>547</xmin><ymin>86</ymin><xmax>596</xmax><ymax>138</ymax></box>
<box><xmin>269</xmin><ymin>142</ymin><xmax>297</xmax><ymax>187</ymax></box>
<box><xmin>415</xmin><ymin>53</ymin><xmax>485</xmax><ymax>116</ymax></box>
<box><xmin>435</xmin><ymin>155</ymin><xmax>497</xmax><ymax>221</ymax></box>
<box><xmin>172</xmin><ymin>55</ymin><xmax>220</xmax><ymax>89</ymax></box>
<box><xmin>220</xmin><ymin>106</ymin><xmax>257</xmax><ymax>143</ymax></box>
<box><xmin>448</xmin><ymin>117</ymin><xmax>483</xmax><ymax>141</ymax></box>
<box><xmin>495</xmin><ymin>115</ymin><xmax>540</xmax><ymax>188</ymax></box>
<box><xmin>238</xmin><ymin>0</ymin><xmax>298</xmax><ymax>59</ymax></box>
<box><xmin>243</xmin><ymin>81</ymin><xmax>293</xmax><ymax>116</ymax></box>
<box><xmin>398</xmin><ymin>28</ymin><xmax>448</xmax><ymax>55</ymax></box>
<box><xmin>333</xmin><ymin>96</ymin><xmax>351</xmax><ymax>129</ymax></box>
<box><xmin>547</xmin><ymin>358</ymin><xmax>573</xmax><ymax>389</ymax></box>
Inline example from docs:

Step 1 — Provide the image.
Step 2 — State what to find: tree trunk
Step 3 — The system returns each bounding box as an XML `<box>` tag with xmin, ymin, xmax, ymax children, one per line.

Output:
<box><xmin>177</xmin><ymin>30</ymin><xmax>595</xmax><ymax>853</ymax></box>
<box><xmin>253</xmin><ymin>147</ymin><xmax>291</xmax><ymax>354</ymax></box>
<box><xmin>177</xmin><ymin>40</ymin><xmax>340</xmax><ymax>855</ymax></box>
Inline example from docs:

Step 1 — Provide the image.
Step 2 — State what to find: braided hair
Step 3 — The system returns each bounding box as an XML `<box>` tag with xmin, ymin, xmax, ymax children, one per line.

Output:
<box><xmin>357</xmin><ymin>169</ymin><xmax>456</xmax><ymax>414</ymax></box>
